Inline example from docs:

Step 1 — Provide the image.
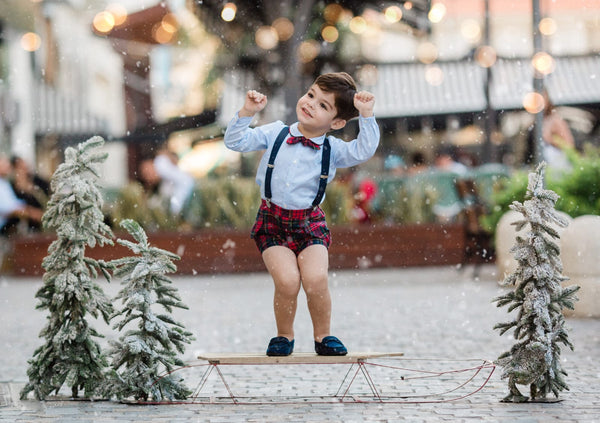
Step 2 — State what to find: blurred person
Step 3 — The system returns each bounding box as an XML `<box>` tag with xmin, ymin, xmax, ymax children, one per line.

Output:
<box><xmin>350</xmin><ymin>176</ymin><xmax>378</xmax><ymax>224</ymax></box>
<box><xmin>542</xmin><ymin>91</ymin><xmax>575</xmax><ymax>172</ymax></box>
<box><xmin>8</xmin><ymin>156</ymin><xmax>50</xmax><ymax>232</ymax></box>
<box><xmin>384</xmin><ymin>154</ymin><xmax>406</xmax><ymax>176</ymax></box>
<box><xmin>0</xmin><ymin>154</ymin><xmax>43</xmax><ymax>236</ymax></box>
<box><xmin>434</xmin><ymin>146</ymin><xmax>468</xmax><ymax>175</ymax></box>
<box><xmin>407</xmin><ymin>151</ymin><xmax>428</xmax><ymax>174</ymax></box>
<box><xmin>138</xmin><ymin>147</ymin><xmax>195</xmax><ymax>217</ymax></box>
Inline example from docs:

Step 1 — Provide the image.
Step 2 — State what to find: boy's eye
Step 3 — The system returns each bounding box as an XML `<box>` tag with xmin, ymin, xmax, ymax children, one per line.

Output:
<box><xmin>320</xmin><ymin>103</ymin><xmax>327</xmax><ymax>110</ymax></box>
<box><xmin>307</xmin><ymin>92</ymin><xmax>313</xmax><ymax>98</ymax></box>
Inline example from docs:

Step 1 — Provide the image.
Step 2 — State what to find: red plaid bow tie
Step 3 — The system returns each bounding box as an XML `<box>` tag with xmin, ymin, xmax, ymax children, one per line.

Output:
<box><xmin>286</xmin><ymin>134</ymin><xmax>320</xmax><ymax>150</ymax></box>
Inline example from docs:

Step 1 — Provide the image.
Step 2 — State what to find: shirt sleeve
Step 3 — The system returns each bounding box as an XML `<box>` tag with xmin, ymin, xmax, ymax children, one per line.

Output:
<box><xmin>224</xmin><ymin>113</ymin><xmax>284</xmax><ymax>153</ymax></box>
<box><xmin>330</xmin><ymin>116</ymin><xmax>380</xmax><ymax>168</ymax></box>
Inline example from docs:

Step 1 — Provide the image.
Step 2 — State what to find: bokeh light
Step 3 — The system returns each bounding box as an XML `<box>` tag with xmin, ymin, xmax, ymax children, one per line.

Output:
<box><xmin>298</xmin><ymin>40</ymin><xmax>320</xmax><ymax>63</ymax></box>
<box><xmin>93</xmin><ymin>11</ymin><xmax>115</xmax><ymax>34</ymax></box>
<box><xmin>425</xmin><ymin>64</ymin><xmax>444</xmax><ymax>86</ymax></box>
<box><xmin>349</xmin><ymin>16</ymin><xmax>368</xmax><ymax>34</ymax></box>
<box><xmin>221</xmin><ymin>3</ymin><xmax>237</xmax><ymax>22</ymax></box>
<box><xmin>461</xmin><ymin>19</ymin><xmax>481</xmax><ymax>43</ymax></box>
<box><xmin>428</xmin><ymin>2</ymin><xmax>447</xmax><ymax>24</ymax></box>
<box><xmin>532</xmin><ymin>51</ymin><xmax>555</xmax><ymax>75</ymax></box>
<box><xmin>539</xmin><ymin>17</ymin><xmax>557</xmax><ymax>36</ymax></box>
<box><xmin>384</xmin><ymin>6</ymin><xmax>403</xmax><ymax>23</ymax></box>
<box><xmin>106</xmin><ymin>3</ymin><xmax>127</xmax><ymax>26</ymax></box>
<box><xmin>272</xmin><ymin>17</ymin><xmax>294</xmax><ymax>41</ymax></box>
<box><xmin>21</xmin><ymin>32</ymin><xmax>42</xmax><ymax>52</ymax></box>
<box><xmin>321</xmin><ymin>25</ymin><xmax>339</xmax><ymax>43</ymax></box>
<box><xmin>324</xmin><ymin>4</ymin><xmax>344</xmax><ymax>24</ymax></box>
<box><xmin>255</xmin><ymin>26</ymin><xmax>279</xmax><ymax>50</ymax></box>
<box><xmin>475</xmin><ymin>45</ymin><xmax>497</xmax><ymax>68</ymax></box>
<box><xmin>523</xmin><ymin>92</ymin><xmax>545</xmax><ymax>114</ymax></box>
<box><xmin>161</xmin><ymin>13</ymin><xmax>178</xmax><ymax>34</ymax></box>
<box><xmin>357</xmin><ymin>64</ymin><xmax>379</xmax><ymax>87</ymax></box>
<box><xmin>417</xmin><ymin>41</ymin><xmax>438</xmax><ymax>64</ymax></box>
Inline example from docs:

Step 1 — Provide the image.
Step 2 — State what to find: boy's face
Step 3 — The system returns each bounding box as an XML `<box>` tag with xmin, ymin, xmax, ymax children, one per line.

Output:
<box><xmin>296</xmin><ymin>84</ymin><xmax>346</xmax><ymax>136</ymax></box>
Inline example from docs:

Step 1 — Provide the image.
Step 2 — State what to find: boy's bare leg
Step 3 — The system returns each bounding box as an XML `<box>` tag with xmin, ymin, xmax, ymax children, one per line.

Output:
<box><xmin>298</xmin><ymin>244</ymin><xmax>331</xmax><ymax>342</ymax></box>
<box><xmin>262</xmin><ymin>246</ymin><xmax>301</xmax><ymax>341</ymax></box>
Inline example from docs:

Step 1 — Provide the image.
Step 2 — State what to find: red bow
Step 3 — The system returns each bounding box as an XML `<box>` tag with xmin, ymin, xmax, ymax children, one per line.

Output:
<box><xmin>287</xmin><ymin>134</ymin><xmax>320</xmax><ymax>150</ymax></box>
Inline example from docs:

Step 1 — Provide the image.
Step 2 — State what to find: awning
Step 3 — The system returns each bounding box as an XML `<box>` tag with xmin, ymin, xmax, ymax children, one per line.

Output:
<box><xmin>491</xmin><ymin>56</ymin><xmax>600</xmax><ymax>109</ymax></box>
<box><xmin>370</xmin><ymin>61</ymin><xmax>487</xmax><ymax>118</ymax></box>
<box><xmin>218</xmin><ymin>55</ymin><xmax>600</xmax><ymax>123</ymax></box>
<box><xmin>371</xmin><ymin>55</ymin><xmax>600</xmax><ymax>117</ymax></box>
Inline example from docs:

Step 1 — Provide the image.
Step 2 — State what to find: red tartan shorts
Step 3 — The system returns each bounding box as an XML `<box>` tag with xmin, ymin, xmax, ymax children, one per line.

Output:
<box><xmin>251</xmin><ymin>199</ymin><xmax>331</xmax><ymax>255</ymax></box>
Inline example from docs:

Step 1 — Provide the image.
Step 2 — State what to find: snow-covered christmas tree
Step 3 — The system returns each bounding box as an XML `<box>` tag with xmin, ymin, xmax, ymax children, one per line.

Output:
<box><xmin>21</xmin><ymin>136</ymin><xmax>114</xmax><ymax>400</ymax></box>
<box><xmin>494</xmin><ymin>162</ymin><xmax>579</xmax><ymax>403</ymax></box>
<box><xmin>103</xmin><ymin>219</ymin><xmax>193</xmax><ymax>401</ymax></box>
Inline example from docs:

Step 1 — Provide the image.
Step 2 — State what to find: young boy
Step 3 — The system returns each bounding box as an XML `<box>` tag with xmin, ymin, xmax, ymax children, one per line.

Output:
<box><xmin>224</xmin><ymin>72</ymin><xmax>379</xmax><ymax>356</ymax></box>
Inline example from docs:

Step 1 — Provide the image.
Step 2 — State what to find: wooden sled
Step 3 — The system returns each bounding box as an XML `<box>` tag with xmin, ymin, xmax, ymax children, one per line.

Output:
<box><xmin>139</xmin><ymin>352</ymin><xmax>496</xmax><ymax>404</ymax></box>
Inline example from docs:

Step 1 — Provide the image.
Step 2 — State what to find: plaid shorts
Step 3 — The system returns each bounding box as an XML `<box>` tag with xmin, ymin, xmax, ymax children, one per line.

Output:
<box><xmin>251</xmin><ymin>200</ymin><xmax>331</xmax><ymax>255</ymax></box>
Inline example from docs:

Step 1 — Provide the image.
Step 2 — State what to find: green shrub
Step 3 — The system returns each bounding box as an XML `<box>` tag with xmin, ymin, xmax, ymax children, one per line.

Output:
<box><xmin>482</xmin><ymin>146</ymin><xmax>600</xmax><ymax>237</ymax></box>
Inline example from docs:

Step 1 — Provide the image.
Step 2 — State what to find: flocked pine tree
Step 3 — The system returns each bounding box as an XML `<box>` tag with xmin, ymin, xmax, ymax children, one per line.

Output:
<box><xmin>494</xmin><ymin>162</ymin><xmax>579</xmax><ymax>403</ymax></box>
<box><xmin>21</xmin><ymin>136</ymin><xmax>114</xmax><ymax>400</ymax></box>
<box><xmin>103</xmin><ymin>219</ymin><xmax>193</xmax><ymax>401</ymax></box>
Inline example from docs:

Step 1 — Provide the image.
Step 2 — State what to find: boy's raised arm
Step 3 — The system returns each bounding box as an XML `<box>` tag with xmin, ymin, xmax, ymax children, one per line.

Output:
<box><xmin>354</xmin><ymin>91</ymin><xmax>375</xmax><ymax>118</ymax></box>
<box><xmin>239</xmin><ymin>90</ymin><xmax>268</xmax><ymax>118</ymax></box>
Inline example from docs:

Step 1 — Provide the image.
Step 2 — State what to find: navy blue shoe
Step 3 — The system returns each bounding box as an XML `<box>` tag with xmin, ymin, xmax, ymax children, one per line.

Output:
<box><xmin>315</xmin><ymin>336</ymin><xmax>347</xmax><ymax>356</ymax></box>
<box><xmin>266</xmin><ymin>336</ymin><xmax>294</xmax><ymax>356</ymax></box>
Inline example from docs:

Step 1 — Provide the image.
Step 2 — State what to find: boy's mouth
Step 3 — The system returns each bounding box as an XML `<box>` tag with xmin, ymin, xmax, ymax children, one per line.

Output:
<box><xmin>301</xmin><ymin>107</ymin><xmax>312</xmax><ymax>118</ymax></box>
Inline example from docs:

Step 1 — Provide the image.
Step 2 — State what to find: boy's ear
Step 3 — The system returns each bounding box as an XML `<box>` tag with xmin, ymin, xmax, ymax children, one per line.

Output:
<box><xmin>330</xmin><ymin>118</ymin><xmax>347</xmax><ymax>131</ymax></box>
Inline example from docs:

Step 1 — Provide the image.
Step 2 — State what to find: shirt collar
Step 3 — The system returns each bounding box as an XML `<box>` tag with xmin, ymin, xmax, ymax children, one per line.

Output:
<box><xmin>289</xmin><ymin>122</ymin><xmax>325</xmax><ymax>146</ymax></box>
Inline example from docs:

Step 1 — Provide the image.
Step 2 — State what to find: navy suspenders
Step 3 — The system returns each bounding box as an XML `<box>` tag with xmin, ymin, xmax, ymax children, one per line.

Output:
<box><xmin>264</xmin><ymin>126</ymin><xmax>331</xmax><ymax>208</ymax></box>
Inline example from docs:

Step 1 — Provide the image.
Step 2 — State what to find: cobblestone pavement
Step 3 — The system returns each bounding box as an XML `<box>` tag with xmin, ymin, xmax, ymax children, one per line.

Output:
<box><xmin>1</xmin><ymin>264</ymin><xmax>599</xmax><ymax>422</ymax></box>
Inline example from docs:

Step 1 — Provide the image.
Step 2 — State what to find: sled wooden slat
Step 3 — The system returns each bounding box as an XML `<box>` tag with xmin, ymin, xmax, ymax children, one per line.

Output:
<box><xmin>197</xmin><ymin>351</ymin><xmax>404</xmax><ymax>365</ymax></box>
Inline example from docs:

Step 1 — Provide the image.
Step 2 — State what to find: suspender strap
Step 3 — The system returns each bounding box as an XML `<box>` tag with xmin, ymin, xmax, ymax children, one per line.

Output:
<box><xmin>264</xmin><ymin>126</ymin><xmax>331</xmax><ymax>208</ymax></box>
<box><xmin>312</xmin><ymin>137</ymin><xmax>330</xmax><ymax>207</ymax></box>
<box><xmin>264</xmin><ymin>126</ymin><xmax>289</xmax><ymax>203</ymax></box>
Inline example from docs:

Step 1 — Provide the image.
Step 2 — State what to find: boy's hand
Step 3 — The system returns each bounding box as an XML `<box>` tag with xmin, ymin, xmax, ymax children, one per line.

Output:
<box><xmin>239</xmin><ymin>90</ymin><xmax>268</xmax><ymax>117</ymax></box>
<box><xmin>354</xmin><ymin>91</ymin><xmax>375</xmax><ymax>118</ymax></box>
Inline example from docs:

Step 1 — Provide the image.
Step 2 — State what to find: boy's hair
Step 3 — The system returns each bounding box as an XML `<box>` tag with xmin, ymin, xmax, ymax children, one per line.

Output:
<box><xmin>314</xmin><ymin>72</ymin><xmax>359</xmax><ymax>121</ymax></box>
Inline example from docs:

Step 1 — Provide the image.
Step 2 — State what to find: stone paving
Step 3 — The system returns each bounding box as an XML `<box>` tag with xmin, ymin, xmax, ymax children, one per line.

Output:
<box><xmin>1</xmin><ymin>264</ymin><xmax>599</xmax><ymax>422</ymax></box>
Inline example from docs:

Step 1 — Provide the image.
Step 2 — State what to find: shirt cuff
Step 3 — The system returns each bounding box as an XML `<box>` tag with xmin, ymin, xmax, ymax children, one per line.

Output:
<box><xmin>233</xmin><ymin>112</ymin><xmax>253</xmax><ymax>124</ymax></box>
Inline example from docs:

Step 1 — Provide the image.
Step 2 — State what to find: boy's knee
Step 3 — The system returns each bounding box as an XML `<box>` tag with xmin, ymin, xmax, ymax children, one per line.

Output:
<box><xmin>302</xmin><ymin>273</ymin><xmax>329</xmax><ymax>296</ymax></box>
<box><xmin>275</xmin><ymin>276</ymin><xmax>301</xmax><ymax>297</ymax></box>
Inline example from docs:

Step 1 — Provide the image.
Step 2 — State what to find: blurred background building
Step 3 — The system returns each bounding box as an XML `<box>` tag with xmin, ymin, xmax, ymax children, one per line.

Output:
<box><xmin>1</xmin><ymin>0</ymin><xmax>599</xmax><ymax>189</ymax></box>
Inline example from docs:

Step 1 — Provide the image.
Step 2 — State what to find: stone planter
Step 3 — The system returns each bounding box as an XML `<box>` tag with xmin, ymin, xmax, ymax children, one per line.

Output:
<box><xmin>561</xmin><ymin>215</ymin><xmax>600</xmax><ymax>318</ymax></box>
<box><xmin>4</xmin><ymin>223</ymin><xmax>478</xmax><ymax>277</ymax></box>
<box><xmin>495</xmin><ymin>209</ymin><xmax>571</xmax><ymax>282</ymax></box>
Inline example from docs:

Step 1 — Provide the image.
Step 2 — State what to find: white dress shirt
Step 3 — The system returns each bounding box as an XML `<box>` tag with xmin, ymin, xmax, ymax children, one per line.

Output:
<box><xmin>225</xmin><ymin>115</ymin><xmax>380</xmax><ymax>210</ymax></box>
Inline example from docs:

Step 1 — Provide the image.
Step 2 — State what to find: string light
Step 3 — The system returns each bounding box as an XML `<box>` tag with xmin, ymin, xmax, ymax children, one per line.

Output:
<box><xmin>255</xmin><ymin>26</ymin><xmax>278</xmax><ymax>50</ymax></box>
<box><xmin>523</xmin><ymin>92</ymin><xmax>545</xmax><ymax>114</ymax></box>
<box><xmin>539</xmin><ymin>17</ymin><xmax>557</xmax><ymax>36</ymax></box>
<box><xmin>425</xmin><ymin>64</ymin><xmax>444</xmax><ymax>86</ymax></box>
<box><xmin>384</xmin><ymin>6</ymin><xmax>402</xmax><ymax>23</ymax></box>
<box><xmin>428</xmin><ymin>2</ymin><xmax>447</xmax><ymax>24</ymax></box>
<box><xmin>349</xmin><ymin>16</ymin><xmax>367</xmax><ymax>34</ymax></box>
<box><xmin>321</xmin><ymin>25</ymin><xmax>339</xmax><ymax>43</ymax></box>
<box><xmin>106</xmin><ymin>3</ymin><xmax>128</xmax><ymax>26</ymax></box>
<box><xmin>298</xmin><ymin>40</ymin><xmax>320</xmax><ymax>63</ymax></box>
<box><xmin>475</xmin><ymin>45</ymin><xmax>497</xmax><ymax>68</ymax></box>
<box><xmin>93</xmin><ymin>11</ymin><xmax>115</xmax><ymax>34</ymax></box>
<box><xmin>221</xmin><ymin>3</ymin><xmax>237</xmax><ymax>22</ymax></box>
<box><xmin>532</xmin><ymin>51</ymin><xmax>555</xmax><ymax>75</ymax></box>
<box><xmin>417</xmin><ymin>42</ymin><xmax>438</xmax><ymax>64</ymax></box>
<box><xmin>272</xmin><ymin>17</ymin><xmax>294</xmax><ymax>41</ymax></box>
<box><xmin>21</xmin><ymin>32</ymin><xmax>41</xmax><ymax>52</ymax></box>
